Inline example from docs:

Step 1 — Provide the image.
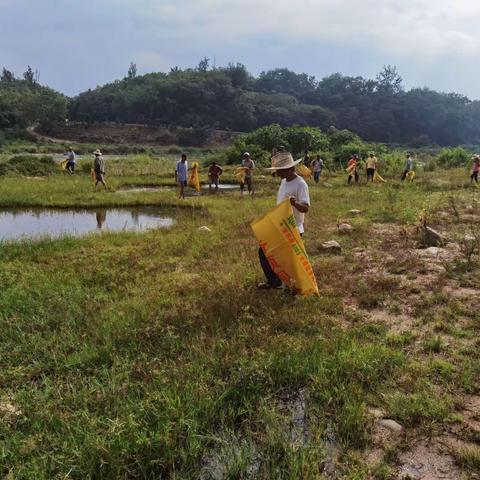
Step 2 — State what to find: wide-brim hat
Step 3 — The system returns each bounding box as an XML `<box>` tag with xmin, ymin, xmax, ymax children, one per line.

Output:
<box><xmin>243</xmin><ymin>152</ymin><xmax>251</xmax><ymax>157</ymax></box>
<box><xmin>266</xmin><ymin>151</ymin><xmax>302</xmax><ymax>170</ymax></box>
<box><xmin>93</xmin><ymin>149</ymin><xmax>102</xmax><ymax>155</ymax></box>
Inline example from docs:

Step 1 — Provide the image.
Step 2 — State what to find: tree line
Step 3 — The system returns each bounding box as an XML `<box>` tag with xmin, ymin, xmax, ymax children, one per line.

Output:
<box><xmin>3</xmin><ymin>60</ymin><xmax>480</xmax><ymax>147</ymax></box>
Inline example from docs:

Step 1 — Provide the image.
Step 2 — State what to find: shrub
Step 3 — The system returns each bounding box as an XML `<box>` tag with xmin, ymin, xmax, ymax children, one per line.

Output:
<box><xmin>0</xmin><ymin>155</ymin><xmax>57</xmax><ymax>176</ymax></box>
<box><xmin>284</xmin><ymin>125</ymin><xmax>329</xmax><ymax>156</ymax></box>
<box><xmin>437</xmin><ymin>147</ymin><xmax>470</xmax><ymax>168</ymax></box>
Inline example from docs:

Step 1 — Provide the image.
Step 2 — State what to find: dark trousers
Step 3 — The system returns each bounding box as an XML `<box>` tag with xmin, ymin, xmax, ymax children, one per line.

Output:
<box><xmin>313</xmin><ymin>171</ymin><xmax>321</xmax><ymax>183</ymax></box>
<box><xmin>348</xmin><ymin>172</ymin><xmax>359</xmax><ymax>184</ymax></box>
<box><xmin>66</xmin><ymin>161</ymin><xmax>75</xmax><ymax>173</ymax></box>
<box><xmin>259</xmin><ymin>233</ymin><xmax>303</xmax><ymax>287</ymax></box>
<box><xmin>471</xmin><ymin>171</ymin><xmax>478</xmax><ymax>183</ymax></box>
<box><xmin>240</xmin><ymin>177</ymin><xmax>253</xmax><ymax>192</ymax></box>
<box><xmin>366</xmin><ymin>168</ymin><xmax>375</xmax><ymax>181</ymax></box>
<box><xmin>401</xmin><ymin>169</ymin><xmax>409</xmax><ymax>181</ymax></box>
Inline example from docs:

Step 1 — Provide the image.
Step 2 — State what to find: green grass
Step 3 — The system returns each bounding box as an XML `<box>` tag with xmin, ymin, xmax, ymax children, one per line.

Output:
<box><xmin>0</xmin><ymin>160</ymin><xmax>479</xmax><ymax>478</ymax></box>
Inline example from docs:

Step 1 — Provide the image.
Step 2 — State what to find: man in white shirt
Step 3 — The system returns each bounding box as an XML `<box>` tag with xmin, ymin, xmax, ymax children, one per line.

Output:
<box><xmin>175</xmin><ymin>154</ymin><xmax>188</xmax><ymax>199</ymax></box>
<box><xmin>258</xmin><ymin>151</ymin><xmax>310</xmax><ymax>289</ymax></box>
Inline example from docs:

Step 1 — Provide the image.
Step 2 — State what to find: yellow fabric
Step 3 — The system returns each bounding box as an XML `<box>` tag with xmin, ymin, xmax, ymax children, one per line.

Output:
<box><xmin>407</xmin><ymin>171</ymin><xmax>416</xmax><ymax>181</ymax></box>
<box><xmin>297</xmin><ymin>164</ymin><xmax>313</xmax><ymax>178</ymax></box>
<box><xmin>235</xmin><ymin>166</ymin><xmax>248</xmax><ymax>183</ymax></box>
<box><xmin>188</xmin><ymin>162</ymin><xmax>201</xmax><ymax>192</ymax></box>
<box><xmin>346</xmin><ymin>164</ymin><xmax>356</xmax><ymax>174</ymax></box>
<box><xmin>373</xmin><ymin>171</ymin><xmax>386</xmax><ymax>183</ymax></box>
<box><xmin>251</xmin><ymin>199</ymin><xmax>319</xmax><ymax>296</ymax></box>
<box><xmin>59</xmin><ymin>159</ymin><xmax>68</xmax><ymax>170</ymax></box>
<box><xmin>90</xmin><ymin>169</ymin><xmax>96</xmax><ymax>182</ymax></box>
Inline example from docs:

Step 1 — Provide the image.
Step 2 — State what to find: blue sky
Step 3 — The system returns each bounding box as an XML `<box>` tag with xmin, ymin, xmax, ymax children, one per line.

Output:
<box><xmin>2</xmin><ymin>0</ymin><xmax>480</xmax><ymax>98</ymax></box>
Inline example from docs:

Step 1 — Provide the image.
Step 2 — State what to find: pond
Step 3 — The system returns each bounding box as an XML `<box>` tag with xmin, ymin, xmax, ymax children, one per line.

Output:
<box><xmin>115</xmin><ymin>183</ymin><xmax>239</xmax><ymax>194</ymax></box>
<box><xmin>0</xmin><ymin>207</ymin><xmax>176</xmax><ymax>241</ymax></box>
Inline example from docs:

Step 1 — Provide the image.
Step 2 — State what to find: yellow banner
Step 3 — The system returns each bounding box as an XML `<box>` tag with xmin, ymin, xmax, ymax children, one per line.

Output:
<box><xmin>188</xmin><ymin>162</ymin><xmax>200</xmax><ymax>192</ymax></box>
<box><xmin>251</xmin><ymin>199</ymin><xmax>319</xmax><ymax>296</ymax></box>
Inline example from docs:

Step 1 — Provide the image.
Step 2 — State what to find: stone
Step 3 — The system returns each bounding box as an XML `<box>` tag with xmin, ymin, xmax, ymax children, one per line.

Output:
<box><xmin>323</xmin><ymin>182</ymin><xmax>333</xmax><ymax>188</ymax></box>
<box><xmin>379</xmin><ymin>419</ymin><xmax>404</xmax><ymax>433</ymax></box>
<box><xmin>424</xmin><ymin>246</ymin><xmax>441</xmax><ymax>256</ymax></box>
<box><xmin>198</xmin><ymin>226</ymin><xmax>211</xmax><ymax>232</ymax></box>
<box><xmin>349</xmin><ymin>209</ymin><xmax>361</xmax><ymax>215</ymax></box>
<box><xmin>320</xmin><ymin>240</ymin><xmax>342</xmax><ymax>253</ymax></box>
<box><xmin>338</xmin><ymin>223</ymin><xmax>353</xmax><ymax>234</ymax></box>
<box><xmin>421</xmin><ymin>226</ymin><xmax>445</xmax><ymax>247</ymax></box>
<box><xmin>465</xmin><ymin>205</ymin><xmax>474</xmax><ymax>213</ymax></box>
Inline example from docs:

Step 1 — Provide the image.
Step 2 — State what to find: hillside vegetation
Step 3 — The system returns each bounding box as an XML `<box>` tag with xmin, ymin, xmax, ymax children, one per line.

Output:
<box><xmin>68</xmin><ymin>62</ymin><xmax>480</xmax><ymax>146</ymax></box>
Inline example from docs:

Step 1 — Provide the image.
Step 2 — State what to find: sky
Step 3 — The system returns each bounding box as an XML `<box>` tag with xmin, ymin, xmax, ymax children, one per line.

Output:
<box><xmin>1</xmin><ymin>0</ymin><xmax>480</xmax><ymax>98</ymax></box>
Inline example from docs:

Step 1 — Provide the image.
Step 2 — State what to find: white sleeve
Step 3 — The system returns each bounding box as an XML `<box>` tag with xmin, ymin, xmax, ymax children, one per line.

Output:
<box><xmin>297</xmin><ymin>180</ymin><xmax>310</xmax><ymax>206</ymax></box>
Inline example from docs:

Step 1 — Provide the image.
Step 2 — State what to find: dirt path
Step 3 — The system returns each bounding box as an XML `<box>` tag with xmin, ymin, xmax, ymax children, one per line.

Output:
<box><xmin>26</xmin><ymin>125</ymin><xmax>70</xmax><ymax>144</ymax></box>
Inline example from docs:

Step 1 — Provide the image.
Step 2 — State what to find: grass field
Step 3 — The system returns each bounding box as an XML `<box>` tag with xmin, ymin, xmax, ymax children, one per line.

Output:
<box><xmin>0</xmin><ymin>157</ymin><xmax>479</xmax><ymax>479</ymax></box>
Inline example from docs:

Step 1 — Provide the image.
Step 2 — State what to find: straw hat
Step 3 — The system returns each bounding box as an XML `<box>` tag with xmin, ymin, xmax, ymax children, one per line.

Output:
<box><xmin>266</xmin><ymin>151</ymin><xmax>302</xmax><ymax>170</ymax></box>
<box><xmin>243</xmin><ymin>152</ymin><xmax>251</xmax><ymax>157</ymax></box>
<box><xmin>93</xmin><ymin>149</ymin><xmax>102</xmax><ymax>156</ymax></box>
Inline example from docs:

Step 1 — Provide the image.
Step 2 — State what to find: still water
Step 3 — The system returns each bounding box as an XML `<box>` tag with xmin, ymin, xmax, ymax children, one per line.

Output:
<box><xmin>0</xmin><ymin>207</ymin><xmax>175</xmax><ymax>241</ymax></box>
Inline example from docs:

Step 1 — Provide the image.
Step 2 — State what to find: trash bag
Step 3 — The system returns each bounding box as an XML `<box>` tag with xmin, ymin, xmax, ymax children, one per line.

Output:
<box><xmin>407</xmin><ymin>171</ymin><xmax>416</xmax><ymax>181</ymax></box>
<box><xmin>297</xmin><ymin>164</ymin><xmax>313</xmax><ymax>178</ymax></box>
<box><xmin>235</xmin><ymin>167</ymin><xmax>248</xmax><ymax>184</ymax></box>
<box><xmin>251</xmin><ymin>199</ymin><xmax>319</xmax><ymax>296</ymax></box>
<box><xmin>188</xmin><ymin>162</ymin><xmax>200</xmax><ymax>192</ymax></box>
<box><xmin>373</xmin><ymin>171</ymin><xmax>387</xmax><ymax>183</ymax></box>
<box><xmin>59</xmin><ymin>159</ymin><xmax>68</xmax><ymax>170</ymax></box>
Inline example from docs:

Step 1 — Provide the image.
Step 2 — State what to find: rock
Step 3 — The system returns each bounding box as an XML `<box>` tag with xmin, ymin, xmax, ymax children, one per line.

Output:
<box><xmin>465</xmin><ymin>205</ymin><xmax>474</xmax><ymax>213</ymax></box>
<box><xmin>379</xmin><ymin>419</ymin><xmax>404</xmax><ymax>433</ymax></box>
<box><xmin>349</xmin><ymin>209</ymin><xmax>361</xmax><ymax>215</ymax></box>
<box><xmin>424</xmin><ymin>246</ymin><xmax>442</xmax><ymax>256</ymax></box>
<box><xmin>320</xmin><ymin>240</ymin><xmax>342</xmax><ymax>253</ymax></box>
<box><xmin>338</xmin><ymin>223</ymin><xmax>353</xmax><ymax>234</ymax></box>
<box><xmin>198</xmin><ymin>226</ymin><xmax>211</xmax><ymax>232</ymax></box>
<box><xmin>323</xmin><ymin>182</ymin><xmax>333</xmax><ymax>188</ymax></box>
<box><xmin>421</xmin><ymin>226</ymin><xmax>445</xmax><ymax>247</ymax></box>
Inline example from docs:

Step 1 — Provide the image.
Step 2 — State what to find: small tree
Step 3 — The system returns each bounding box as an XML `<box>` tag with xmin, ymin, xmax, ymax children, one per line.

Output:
<box><xmin>376</xmin><ymin>65</ymin><xmax>403</xmax><ymax>94</ymax></box>
<box><xmin>197</xmin><ymin>57</ymin><xmax>210</xmax><ymax>72</ymax></box>
<box><xmin>127</xmin><ymin>62</ymin><xmax>137</xmax><ymax>80</ymax></box>
<box><xmin>1</xmin><ymin>67</ymin><xmax>14</xmax><ymax>83</ymax></box>
<box><xmin>23</xmin><ymin>65</ymin><xmax>35</xmax><ymax>85</ymax></box>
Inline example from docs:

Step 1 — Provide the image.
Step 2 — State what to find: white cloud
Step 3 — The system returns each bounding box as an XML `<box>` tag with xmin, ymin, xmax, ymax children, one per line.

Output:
<box><xmin>2</xmin><ymin>0</ymin><xmax>480</xmax><ymax>96</ymax></box>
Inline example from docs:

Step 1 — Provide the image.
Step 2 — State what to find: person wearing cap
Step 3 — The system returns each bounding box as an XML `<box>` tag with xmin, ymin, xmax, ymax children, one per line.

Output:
<box><xmin>471</xmin><ymin>155</ymin><xmax>480</xmax><ymax>184</ymax></box>
<box><xmin>175</xmin><ymin>153</ymin><xmax>188</xmax><ymax>199</ymax></box>
<box><xmin>66</xmin><ymin>147</ymin><xmax>76</xmax><ymax>174</ymax></box>
<box><xmin>93</xmin><ymin>149</ymin><xmax>107</xmax><ymax>190</ymax></box>
<box><xmin>240</xmin><ymin>152</ymin><xmax>255</xmax><ymax>194</ymax></box>
<box><xmin>208</xmin><ymin>161</ymin><xmax>223</xmax><ymax>192</ymax></box>
<box><xmin>258</xmin><ymin>152</ymin><xmax>310</xmax><ymax>289</ymax></box>
<box><xmin>365</xmin><ymin>152</ymin><xmax>378</xmax><ymax>182</ymax></box>
<box><xmin>311</xmin><ymin>155</ymin><xmax>324</xmax><ymax>183</ymax></box>
<box><xmin>401</xmin><ymin>153</ymin><xmax>414</xmax><ymax>181</ymax></box>
<box><xmin>347</xmin><ymin>154</ymin><xmax>359</xmax><ymax>185</ymax></box>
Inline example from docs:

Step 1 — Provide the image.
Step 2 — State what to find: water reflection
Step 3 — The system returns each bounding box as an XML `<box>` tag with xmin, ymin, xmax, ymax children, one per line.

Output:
<box><xmin>0</xmin><ymin>207</ymin><xmax>176</xmax><ymax>241</ymax></box>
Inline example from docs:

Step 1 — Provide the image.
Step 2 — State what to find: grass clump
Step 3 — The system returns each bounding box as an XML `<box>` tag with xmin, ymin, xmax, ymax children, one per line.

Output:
<box><xmin>0</xmin><ymin>155</ymin><xmax>57</xmax><ymax>176</ymax></box>
<box><xmin>386</xmin><ymin>389</ymin><xmax>453</xmax><ymax>431</ymax></box>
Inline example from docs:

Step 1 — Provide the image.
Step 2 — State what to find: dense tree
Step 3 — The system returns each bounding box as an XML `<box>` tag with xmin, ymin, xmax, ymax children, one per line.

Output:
<box><xmin>0</xmin><ymin>66</ymin><xmax>67</xmax><ymax>132</ymax></box>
